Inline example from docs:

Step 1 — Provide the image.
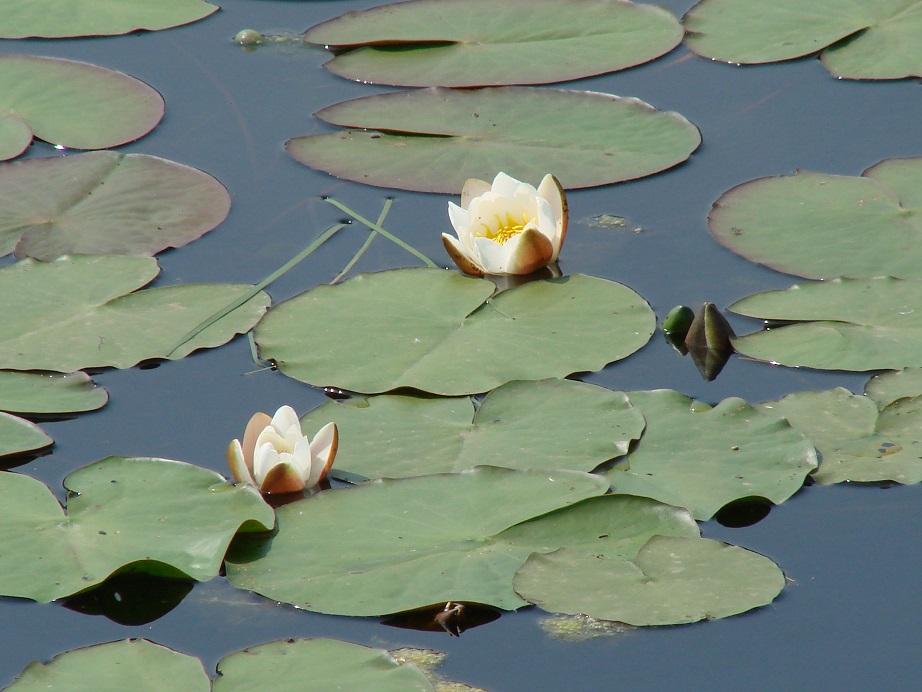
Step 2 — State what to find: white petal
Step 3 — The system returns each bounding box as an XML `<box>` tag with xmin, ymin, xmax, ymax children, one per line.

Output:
<box><xmin>255</xmin><ymin>428</ymin><xmax>292</xmax><ymax>454</ymax></box>
<box><xmin>442</xmin><ymin>233</ymin><xmax>486</xmax><ymax>276</ymax></box>
<box><xmin>537</xmin><ymin>174</ymin><xmax>567</xmax><ymax>259</ymax></box>
<box><xmin>306</xmin><ymin>422</ymin><xmax>338</xmax><ymax>486</ymax></box>
<box><xmin>253</xmin><ymin>442</ymin><xmax>281</xmax><ymax>485</ymax></box>
<box><xmin>227</xmin><ymin>439</ymin><xmax>255</xmax><ymax>486</ymax></box>
<box><xmin>472</xmin><ymin>236</ymin><xmax>512</xmax><ymax>274</ymax></box>
<box><xmin>290</xmin><ymin>436</ymin><xmax>314</xmax><ymax>480</ymax></box>
<box><xmin>270</xmin><ymin>405</ymin><xmax>301</xmax><ymax>436</ymax></box>
<box><xmin>492</xmin><ymin>172</ymin><xmax>529</xmax><ymax>197</ymax></box>
<box><xmin>460</xmin><ymin>178</ymin><xmax>491</xmax><ymax>210</ymax></box>
<box><xmin>447</xmin><ymin>202</ymin><xmax>474</xmax><ymax>247</ymax></box>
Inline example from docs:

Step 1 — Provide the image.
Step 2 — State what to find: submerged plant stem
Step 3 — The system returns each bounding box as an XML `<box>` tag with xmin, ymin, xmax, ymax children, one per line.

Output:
<box><xmin>164</xmin><ymin>223</ymin><xmax>346</xmax><ymax>358</ymax></box>
<box><xmin>325</xmin><ymin>197</ymin><xmax>438</xmax><ymax>269</ymax></box>
<box><xmin>331</xmin><ymin>198</ymin><xmax>392</xmax><ymax>284</ymax></box>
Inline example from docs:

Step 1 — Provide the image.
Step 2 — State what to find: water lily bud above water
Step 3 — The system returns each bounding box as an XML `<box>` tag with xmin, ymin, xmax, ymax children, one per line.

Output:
<box><xmin>442</xmin><ymin>172</ymin><xmax>568</xmax><ymax>276</ymax></box>
<box><xmin>227</xmin><ymin>405</ymin><xmax>337</xmax><ymax>495</ymax></box>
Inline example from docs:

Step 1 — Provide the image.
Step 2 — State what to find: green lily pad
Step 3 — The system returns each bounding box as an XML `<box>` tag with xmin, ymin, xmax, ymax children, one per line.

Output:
<box><xmin>0</xmin><ymin>56</ymin><xmax>163</xmax><ymax>160</ymax></box>
<box><xmin>683</xmin><ymin>0</ymin><xmax>922</xmax><ymax>79</ymax></box>
<box><xmin>0</xmin><ymin>371</ymin><xmax>107</xmax><ymax>414</ymax></box>
<box><xmin>301</xmin><ymin>379</ymin><xmax>645</xmax><ymax>479</ymax></box>
<box><xmin>0</xmin><ymin>456</ymin><xmax>274</xmax><ymax>602</ymax></box>
<box><xmin>8</xmin><ymin>638</ymin><xmax>454</xmax><ymax>691</ymax></box>
<box><xmin>602</xmin><ymin>390</ymin><xmax>817</xmax><ymax>520</ymax></box>
<box><xmin>214</xmin><ymin>639</ymin><xmax>435</xmax><ymax>692</ymax></box>
<box><xmin>866</xmin><ymin>367</ymin><xmax>922</xmax><ymax>408</ymax></box>
<box><xmin>708</xmin><ymin>159</ymin><xmax>922</xmax><ymax>280</ymax></box>
<box><xmin>0</xmin><ymin>0</ymin><xmax>218</xmax><ymax>38</ymax></box>
<box><xmin>757</xmin><ymin>387</ymin><xmax>922</xmax><ymax>484</ymax></box>
<box><xmin>514</xmin><ymin>535</ymin><xmax>785</xmax><ymax>626</ymax></box>
<box><xmin>730</xmin><ymin>276</ymin><xmax>922</xmax><ymax>371</ymax></box>
<box><xmin>256</xmin><ymin>269</ymin><xmax>655</xmax><ymax>395</ymax></box>
<box><xmin>1</xmin><ymin>151</ymin><xmax>230</xmax><ymax>260</ymax></box>
<box><xmin>6</xmin><ymin>639</ymin><xmax>210</xmax><ymax>692</ymax></box>
<box><xmin>0</xmin><ymin>411</ymin><xmax>53</xmax><ymax>459</ymax></box>
<box><xmin>225</xmin><ymin>466</ymin><xmax>610</xmax><ymax>615</ymax></box>
<box><xmin>303</xmin><ymin>0</ymin><xmax>682</xmax><ymax>87</ymax></box>
<box><xmin>0</xmin><ymin>255</ymin><xmax>270</xmax><ymax>372</ymax></box>
<box><xmin>286</xmin><ymin>87</ymin><xmax>701</xmax><ymax>193</ymax></box>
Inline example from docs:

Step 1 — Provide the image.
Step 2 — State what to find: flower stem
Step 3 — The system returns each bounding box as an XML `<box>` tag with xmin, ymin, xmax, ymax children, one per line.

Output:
<box><xmin>330</xmin><ymin>198</ymin><xmax>392</xmax><ymax>284</ymax></box>
<box><xmin>324</xmin><ymin>197</ymin><xmax>438</xmax><ymax>268</ymax></box>
<box><xmin>164</xmin><ymin>222</ymin><xmax>346</xmax><ymax>359</ymax></box>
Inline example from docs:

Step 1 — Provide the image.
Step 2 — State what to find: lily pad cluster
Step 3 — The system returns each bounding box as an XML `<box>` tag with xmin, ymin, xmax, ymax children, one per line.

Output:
<box><xmin>757</xmin><ymin>368</ymin><xmax>922</xmax><ymax>485</ymax></box>
<box><xmin>7</xmin><ymin>638</ymin><xmax>449</xmax><ymax>691</ymax></box>
<box><xmin>705</xmin><ymin>157</ymin><xmax>922</xmax><ymax>373</ymax></box>
<box><xmin>226</xmin><ymin>468</ymin><xmax>784</xmax><ymax>625</ymax></box>
<box><xmin>684</xmin><ymin>0</ymin><xmax>922</xmax><ymax>79</ymax></box>
<box><xmin>0</xmin><ymin>371</ymin><xmax>107</xmax><ymax>460</ymax></box>
<box><xmin>0</xmin><ymin>255</ymin><xmax>269</xmax><ymax>372</ymax></box>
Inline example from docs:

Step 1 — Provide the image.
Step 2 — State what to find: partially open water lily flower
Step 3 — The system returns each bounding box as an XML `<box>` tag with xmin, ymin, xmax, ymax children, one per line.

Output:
<box><xmin>442</xmin><ymin>172</ymin><xmax>568</xmax><ymax>276</ymax></box>
<box><xmin>227</xmin><ymin>405</ymin><xmax>338</xmax><ymax>495</ymax></box>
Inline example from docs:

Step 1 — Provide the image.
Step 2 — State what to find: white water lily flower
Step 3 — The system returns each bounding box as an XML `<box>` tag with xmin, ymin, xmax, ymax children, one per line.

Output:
<box><xmin>227</xmin><ymin>405</ymin><xmax>338</xmax><ymax>495</ymax></box>
<box><xmin>442</xmin><ymin>172</ymin><xmax>568</xmax><ymax>276</ymax></box>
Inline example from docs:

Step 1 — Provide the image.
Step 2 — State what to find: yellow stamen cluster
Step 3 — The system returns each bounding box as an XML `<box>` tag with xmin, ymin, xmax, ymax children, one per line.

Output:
<box><xmin>479</xmin><ymin>211</ymin><xmax>533</xmax><ymax>245</ymax></box>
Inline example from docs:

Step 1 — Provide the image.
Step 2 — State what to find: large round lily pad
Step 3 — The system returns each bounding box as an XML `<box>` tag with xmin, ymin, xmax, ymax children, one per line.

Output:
<box><xmin>757</xmin><ymin>387</ymin><xmax>922</xmax><ymax>484</ymax></box>
<box><xmin>255</xmin><ymin>268</ymin><xmax>655</xmax><ymax>395</ymax></box>
<box><xmin>0</xmin><ymin>0</ymin><xmax>218</xmax><ymax>38</ymax></box>
<box><xmin>0</xmin><ymin>457</ymin><xmax>274</xmax><ymax>602</ymax></box>
<box><xmin>0</xmin><ymin>411</ymin><xmax>53</xmax><ymax>459</ymax></box>
<box><xmin>514</xmin><ymin>535</ymin><xmax>786</xmax><ymax>626</ymax></box>
<box><xmin>1</xmin><ymin>151</ymin><xmax>230</xmax><ymax>259</ymax></box>
<box><xmin>603</xmin><ymin>390</ymin><xmax>817</xmax><ymax>520</ymax></box>
<box><xmin>0</xmin><ymin>56</ymin><xmax>163</xmax><ymax>160</ymax></box>
<box><xmin>684</xmin><ymin>0</ymin><xmax>922</xmax><ymax>79</ymax></box>
<box><xmin>709</xmin><ymin>158</ymin><xmax>922</xmax><ymax>280</ymax></box>
<box><xmin>303</xmin><ymin>0</ymin><xmax>683</xmax><ymax>87</ymax></box>
<box><xmin>0</xmin><ymin>371</ymin><xmax>107</xmax><ymax>414</ymax></box>
<box><xmin>7</xmin><ymin>639</ymin><xmax>210</xmax><ymax>692</ymax></box>
<box><xmin>730</xmin><ymin>276</ymin><xmax>922</xmax><ymax>371</ymax></box>
<box><xmin>225</xmin><ymin>467</ymin><xmax>610</xmax><ymax>615</ymax></box>
<box><xmin>287</xmin><ymin>87</ymin><xmax>701</xmax><ymax>192</ymax></box>
<box><xmin>301</xmin><ymin>379</ymin><xmax>645</xmax><ymax>479</ymax></box>
<box><xmin>0</xmin><ymin>255</ymin><xmax>270</xmax><ymax>372</ymax></box>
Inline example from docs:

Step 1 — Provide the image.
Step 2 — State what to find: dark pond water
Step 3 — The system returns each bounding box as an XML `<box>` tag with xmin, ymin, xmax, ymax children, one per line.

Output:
<box><xmin>2</xmin><ymin>1</ymin><xmax>921</xmax><ymax>689</ymax></box>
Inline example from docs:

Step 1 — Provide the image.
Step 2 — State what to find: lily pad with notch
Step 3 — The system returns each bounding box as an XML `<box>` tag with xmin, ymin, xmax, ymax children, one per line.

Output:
<box><xmin>709</xmin><ymin>158</ymin><xmax>922</xmax><ymax>280</ymax></box>
<box><xmin>303</xmin><ymin>0</ymin><xmax>683</xmax><ymax>87</ymax></box>
<box><xmin>255</xmin><ymin>268</ymin><xmax>655</xmax><ymax>396</ymax></box>
<box><xmin>287</xmin><ymin>87</ymin><xmax>701</xmax><ymax>193</ymax></box>
<box><xmin>1</xmin><ymin>151</ymin><xmax>230</xmax><ymax>260</ymax></box>
<box><xmin>0</xmin><ymin>56</ymin><xmax>163</xmax><ymax>160</ymax></box>
<box><xmin>513</xmin><ymin>535</ymin><xmax>785</xmax><ymax>626</ymax></box>
<box><xmin>0</xmin><ymin>456</ymin><xmax>274</xmax><ymax>603</ymax></box>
